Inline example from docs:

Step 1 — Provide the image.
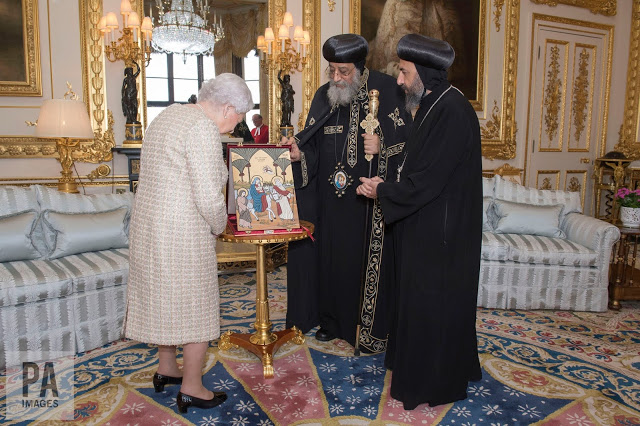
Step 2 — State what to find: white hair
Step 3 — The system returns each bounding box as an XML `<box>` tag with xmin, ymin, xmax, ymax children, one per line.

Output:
<box><xmin>198</xmin><ymin>73</ymin><xmax>254</xmax><ymax>113</ymax></box>
<box><xmin>327</xmin><ymin>68</ymin><xmax>362</xmax><ymax>106</ymax></box>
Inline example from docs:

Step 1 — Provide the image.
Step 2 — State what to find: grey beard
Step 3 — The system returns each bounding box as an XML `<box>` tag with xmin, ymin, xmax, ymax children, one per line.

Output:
<box><xmin>404</xmin><ymin>77</ymin><xmax>425</xmax><ymax>112</ymax></box>
<box><xmin>327</xmin><ymin>69</ymin><xmax>362</xmax><ymax>106</ymax></box>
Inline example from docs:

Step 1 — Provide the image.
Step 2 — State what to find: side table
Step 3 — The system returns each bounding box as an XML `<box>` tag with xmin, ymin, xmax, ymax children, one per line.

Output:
<box><xmin>217</xmin><ymin>220</ymin><xmax>314</xmax><ymax>378</ymax></box>
<box><xmin>609</xmin><ymin>225</ymin><xmax>640</xmax><ymax>309</ymax></box>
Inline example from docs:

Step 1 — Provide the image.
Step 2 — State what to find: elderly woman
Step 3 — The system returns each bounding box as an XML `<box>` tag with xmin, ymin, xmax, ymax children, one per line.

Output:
<box><xmin>124</xmin><ymin>73</ymin><xmax>253</xmax><ymax>413</ymax></box>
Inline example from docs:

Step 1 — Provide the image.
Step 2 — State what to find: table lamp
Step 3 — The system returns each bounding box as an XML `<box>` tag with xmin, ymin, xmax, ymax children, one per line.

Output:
<box><xmin>35</xmin><ymin>85</ymin><xmax>94</xmax><ymax>193</ymax></box>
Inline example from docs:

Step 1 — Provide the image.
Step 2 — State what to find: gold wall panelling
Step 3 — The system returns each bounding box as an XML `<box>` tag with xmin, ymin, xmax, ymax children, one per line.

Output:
<box><xmin>0</xmin><ymin>0</ymin><xmax>42</xmax><ymax>96</ymax></box>
<box><xmin>565</xmin><ymin>169</ymin><xmax>587</xmax><ymax>211</ymax></box>
<box><xmin>351</xmin><ymin>0</ymin><xmax>514</xmax><ymax>160</ymax></box>
<box><xmin>327</xmin><ymin>0</ymin><xmax>336</xmax><ymax>12</ymax></box>
<box><xmin>536</xmin><ymin>170</ymin><xmax>561</xmax><ymax>189</ymax></box>
<box><xmin>0</xmin><ymin>175</ymin><xmax>130</xmax><ymax>188</ymax></box>
<box><xmin>0</xmin><ymin>110</ymin><xmax>116</xmax><ymax>161</ymax></box>
<box><xmin>569</xmin><ymin>45</ymin><xmax>593</xmax><ymax>149</ymax></box>
<box><xmin>530</xmin><ymin>0</ymin><xmax>616</xmax><ymax>16</ymax></box>
<box><xmin>541</xmin><ymin>41</ymin><xmax>568</xmax><ymax>149</ymax></box>
<box><xmin>299</xmin><ymin>0</ymin><xmax>320</xmax><ymax>131</ymax></box>
<box><xmin>493</xmin><ymin>0</ymin><xmax>506</xmax><ymax>32</ymax></box>
<box><xmin>524</xmin><ymin>13</ymin><xmax>613</xmax><ymax>206</ymax></box>
<box><xmin>615</xmin><ymin>0</ymin><xmax>640</xmax><ymax>159</ymax></box>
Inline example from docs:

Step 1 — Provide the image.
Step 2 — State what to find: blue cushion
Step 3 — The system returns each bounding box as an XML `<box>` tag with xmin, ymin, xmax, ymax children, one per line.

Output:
<box><xmin>42</xmin><ymin>208</ymin><xmax>129</xmax><ymax>259</ymax></box>
<box><xmin>0</xmin><ymin>211</ymin><xmax>40</xmax><ymax>262</ymax></box>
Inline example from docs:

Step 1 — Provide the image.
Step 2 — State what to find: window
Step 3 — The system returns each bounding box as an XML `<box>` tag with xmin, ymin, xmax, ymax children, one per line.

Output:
<box><xmin>145</xmin><ymin>53</ymin><xmax>216</xmax><ymax>124</ymax></box>
<box><xmin>145</xmin><ymin>50</ymin><xmax>261</xmax><ymax>127</ymax></box>
<box><xmin>244</xmin><ymin>49</ymin><xmax>261</xmax><ymax>130</ymax></box>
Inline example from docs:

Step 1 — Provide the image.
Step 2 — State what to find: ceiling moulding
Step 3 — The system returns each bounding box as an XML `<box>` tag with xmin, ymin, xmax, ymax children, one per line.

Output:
<box><xmin>530</xmin><ymin>0</ymin><xmax>616</xmax><ymax>16</ymax></box>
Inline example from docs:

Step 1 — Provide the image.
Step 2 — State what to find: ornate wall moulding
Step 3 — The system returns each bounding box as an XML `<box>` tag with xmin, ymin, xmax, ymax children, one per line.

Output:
<box><xmin>350</xmin><ymin>0</ymin><xmax>518</xmax><ymax>160</ymax></box>
<box><xmin>530</xmin><ymin>0</ymin><xmax>616</xmax><ymax>16</ymax></box>
<box><xmin>615</xmin><ymin>0</ymin><xmax>640</xmax><ymax>159</ymax></box>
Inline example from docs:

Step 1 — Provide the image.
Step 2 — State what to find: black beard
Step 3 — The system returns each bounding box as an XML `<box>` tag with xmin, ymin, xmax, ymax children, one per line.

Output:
<box><xmin>403</xmin><ymin>77</ymin><xmax>425</xmax><ymax>113</ymax></box>
<box><xmin>327</xmin><ymin>69</ymin><xmax>362</xmax><ymax>106</ymax></box>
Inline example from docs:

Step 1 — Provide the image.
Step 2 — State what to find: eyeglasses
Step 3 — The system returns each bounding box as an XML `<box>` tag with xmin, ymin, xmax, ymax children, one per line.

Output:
<box><xmin>325</xmin><ymin>65</ymin><xmax>355</xmax><ymax>79</ymax></box>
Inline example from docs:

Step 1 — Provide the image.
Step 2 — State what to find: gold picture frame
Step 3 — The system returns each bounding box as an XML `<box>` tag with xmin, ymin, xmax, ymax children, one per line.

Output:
<box><xmin>0</xmin><ymin>0</ymin><xmax>116</xmax><ymax>161</ymax></box>
<box><xmin>350</xmin><ymin>0</ymin><xmax>520</xmax><ymax>160</ymax></box>
<box><xmin>0</xmin><ymin>0</ymin><xmax>42</xmax><ymax>96</ymax></box>
<box><xmin>529</xmin><ymin>0</ymin><xmax>616</xmax><ymax>16</ymax></box>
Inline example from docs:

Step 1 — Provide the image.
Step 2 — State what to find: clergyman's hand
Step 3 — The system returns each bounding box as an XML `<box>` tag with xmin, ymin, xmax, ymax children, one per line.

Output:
<box><xmin>362</xmin><ymin>133</ymin><xmax>380</xmax><ymax>155</ymax></box>
<box><xmin>356</xmin><ymin>176</ymin><xmax>383</xmax><ymax>199</ymax></box>
<box><xmin>283</xmin><ymin>138</ymin><xmax>301</xmax><ymax>162</ymax></box>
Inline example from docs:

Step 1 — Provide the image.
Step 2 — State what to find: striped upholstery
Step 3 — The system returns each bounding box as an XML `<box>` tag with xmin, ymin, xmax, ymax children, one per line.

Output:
<box><xmin>478</xmin><ymin>261</ymin><xmax>605</xmax><ymax>311</ymax></box>
<box><xmin>0</xmin><ymin>185</ymin><xmax>132</xmax><ymax>369</ymax></box>
<box><xmin>478</xmin><ymin>178</ymin><xmax>620</xmax><ymax>313</ymax></box>
<box><xmin>494</xmin><ymin>176</ymin><xmax>582</xmax><ymax>215</ymax></box>
<box><xmin>73</xmin><ymin>285</ymin><xmax>126</xmax><ymax>352</ymax></box>
<box><xmin>56</xmin><ymin>249</ymin><xmax>129</xmax><ymax>293</ymax></box>
<box><xmin>0</xmin><ymin>248</ymin><xmax>129</xmax><ymax>368</ymax></box>
<box><xmin>0</xmin><ymin>259</ymin><xmax>73</xmax><ymax>307</ymax></box>
<box><xmin>500</xmin><ymin>234</ymin><xmax>597</xmax><ymax>267</ymax></box>
<box><xmin>481</xmin><ymin>232</ymin><xmax>511</xmax><ymax>261</ymax></box>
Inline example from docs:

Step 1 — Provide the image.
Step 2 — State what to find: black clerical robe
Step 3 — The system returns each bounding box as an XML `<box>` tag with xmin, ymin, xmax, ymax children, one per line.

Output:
<box><xmin>287</xmin><ymin>69</ymin><xmax>410</xmax><ymax>353</ymax></box>
<box><xmin>377</xmin><ymin>82</ymin><xmax>483</xmax><ymax>408</ymax></box>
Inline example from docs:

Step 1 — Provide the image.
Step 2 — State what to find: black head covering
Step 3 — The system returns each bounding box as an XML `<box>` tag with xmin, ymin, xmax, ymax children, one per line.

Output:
<box><xmin>323</xmin><ymin>34</ymin><xmax>368</xmax><ymax>72</ymax></box>
<box><xmin>397</xmin><ymin>34</ymin><xmax>455</xmax><ymax>91</ymax></box>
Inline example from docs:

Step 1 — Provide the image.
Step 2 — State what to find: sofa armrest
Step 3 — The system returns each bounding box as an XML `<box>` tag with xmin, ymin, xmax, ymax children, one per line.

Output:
<box><xmin>562</xmin><ymin>213</ymin><xmax>620</xmax><ymax>266</ymax></box>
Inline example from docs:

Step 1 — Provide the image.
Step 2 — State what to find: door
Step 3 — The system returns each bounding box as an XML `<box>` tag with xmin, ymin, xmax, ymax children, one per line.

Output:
<box><xmin>525</xmin><ymin>15</ymin><xmax>613</xmax><ymax>215</ymax></box>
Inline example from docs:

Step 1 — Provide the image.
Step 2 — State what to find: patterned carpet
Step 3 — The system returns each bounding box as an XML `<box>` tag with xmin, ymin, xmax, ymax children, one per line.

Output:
<box><xmin>2</xmin><ymin>267</ymin><xmax>640</xmax><ymax>425</ymax></box>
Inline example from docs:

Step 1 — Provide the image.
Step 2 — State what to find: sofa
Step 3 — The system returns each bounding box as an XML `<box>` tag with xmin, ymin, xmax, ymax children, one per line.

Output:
<box><xmin>0</xmin><ymin>185</ymin><xmax>132</xmax><ymax>369</ymax></box>
<box><xmin>479</xmin><ymin>176</ymin><xmax>620</xmax><ymax>312</ymax></box>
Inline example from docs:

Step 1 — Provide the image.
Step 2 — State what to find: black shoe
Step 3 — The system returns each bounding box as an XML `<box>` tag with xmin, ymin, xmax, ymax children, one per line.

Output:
<box><xmin>315</xmin><ymin>328</ymin><xmax>335</xmax><ymax>342</ymax></box>
<box><xmin>176</xmin><ymin>391</ymin><xmax>227</xmax><ymax>413</ymax></box>
<box><xmin>153</xmin><ymin>373</ymin><xmax>183</xmax><ymax>392</ymax></box>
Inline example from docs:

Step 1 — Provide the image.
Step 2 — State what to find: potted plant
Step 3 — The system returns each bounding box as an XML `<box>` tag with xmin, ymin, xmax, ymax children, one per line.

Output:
<box><xmin>615</xmin><ymin>187</ymin><xmax>640</xmax><ymax>228</ymax></box>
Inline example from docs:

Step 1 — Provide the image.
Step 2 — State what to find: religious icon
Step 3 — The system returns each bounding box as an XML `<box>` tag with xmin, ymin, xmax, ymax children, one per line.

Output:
<box><xmin>227</xmin><ymin>145</ymin><xmax>300</xmax><ymax>232</ymax></box>
<box><xmin>328</xmin><ymin>164</ymin><xmax>353</xmax><ymax>197</ymax></box>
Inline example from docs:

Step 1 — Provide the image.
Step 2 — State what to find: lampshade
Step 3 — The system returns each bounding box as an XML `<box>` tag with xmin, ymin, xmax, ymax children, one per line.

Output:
<box><xmin>35</xmin><ymin>99</ymin><xmax>94</xmax><ymax>139</ymax></box>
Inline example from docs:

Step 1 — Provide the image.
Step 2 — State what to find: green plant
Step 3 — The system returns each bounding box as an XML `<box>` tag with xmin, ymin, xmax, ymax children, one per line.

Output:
<box><xmin>615</xmin><ymin>187</ymin><xmax>640</xmax><ymax>208</ymax></box>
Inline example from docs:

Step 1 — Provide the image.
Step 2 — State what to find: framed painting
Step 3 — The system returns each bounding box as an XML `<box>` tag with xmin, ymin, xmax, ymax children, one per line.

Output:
<box><xmin>227</xmin><ymin>144</ymin><xmax>300</xmax><ymax>233</ymax></box>
<box><xmin>354</xmin><ymin>0</ymin><xmax>485</xmax><ymax>109</ymax></box>
<box><xmin>352</xmin><ymin>0</ymin><xmax>521</xmax><ymax>160</ymax></box>
<box><xmin>0</xmin><ymin>0</ymin><xmax>42</xmax><ymax>96</ymax></box>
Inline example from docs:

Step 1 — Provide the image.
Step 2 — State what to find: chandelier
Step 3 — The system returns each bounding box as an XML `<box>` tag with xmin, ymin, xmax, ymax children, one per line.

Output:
<box><xmin>152</xmin><ymin>0</ymin><xmax>224</xmax><ymax>59</ymax></box>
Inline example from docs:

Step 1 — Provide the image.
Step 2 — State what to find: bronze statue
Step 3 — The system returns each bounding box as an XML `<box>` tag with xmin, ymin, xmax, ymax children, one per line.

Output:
<box><xmin>278</xmin><ymin>70</ymin><xmax>295</xmax><ymax>127</ymax></box>
<box><xmin>122</xmin><ymin>61</ymin><xmax>141</xmax><ymax>124</ymax></box>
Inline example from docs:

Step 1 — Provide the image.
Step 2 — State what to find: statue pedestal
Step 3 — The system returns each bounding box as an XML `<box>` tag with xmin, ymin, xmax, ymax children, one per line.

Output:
<box><xmin>124</xmin><ymin>123</ymin><xmax>143</xmax><ymax>145</ymax></box>
<box><xmin>280</xmin><ymin>126</ymin><xmax>294</xmax><ymax>139</ymax></box>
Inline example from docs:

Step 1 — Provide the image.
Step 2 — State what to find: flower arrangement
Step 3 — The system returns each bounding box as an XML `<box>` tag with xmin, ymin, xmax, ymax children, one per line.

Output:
<box><xmin>615</xmin><ymin>187</ymin><xmax>640</xmax><ymax>208</ymax></box>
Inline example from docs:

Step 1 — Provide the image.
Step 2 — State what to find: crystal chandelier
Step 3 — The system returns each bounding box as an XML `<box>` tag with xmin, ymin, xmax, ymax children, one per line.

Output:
<box><xmin>152</xmin><ymin>0</ymin><xmax>224</xmax><ymax>59</ymax></box>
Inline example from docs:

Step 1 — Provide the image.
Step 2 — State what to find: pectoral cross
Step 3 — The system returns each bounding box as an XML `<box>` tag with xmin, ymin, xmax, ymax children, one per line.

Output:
<box><xmin>360</xmin><ymin>89</ymin><xmax>380</xmax><ymax>162</ymax></box>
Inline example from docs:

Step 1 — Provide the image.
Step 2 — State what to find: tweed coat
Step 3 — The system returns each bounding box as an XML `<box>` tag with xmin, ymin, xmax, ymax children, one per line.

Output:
<box><xmin>124</xmin><ymin>104</ymin><xmax>228</xmax><ymax>345</ymax></box>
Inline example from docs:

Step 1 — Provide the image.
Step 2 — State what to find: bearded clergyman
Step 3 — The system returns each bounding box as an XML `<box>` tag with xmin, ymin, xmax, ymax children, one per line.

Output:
<box><xmin>282</xmin><ymin>34</ymin><xmax>411</xmax><ymax>354</ymax></box>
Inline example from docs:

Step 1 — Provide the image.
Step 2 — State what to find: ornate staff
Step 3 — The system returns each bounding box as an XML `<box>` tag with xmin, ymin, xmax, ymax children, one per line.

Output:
<box><xmin>360</xmin><ymin>89</ymin><xmax>380</xmax><ymax>164</ymax></box>
<box><xmin>355</xmin><ymin>89</ymin><xmax>380</xmax><ymax>356</ymax></box>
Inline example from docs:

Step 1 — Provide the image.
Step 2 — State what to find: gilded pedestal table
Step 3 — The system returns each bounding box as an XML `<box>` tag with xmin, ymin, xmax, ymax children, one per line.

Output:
<box><xmin>218</xmin><ymin>220</ymin><xmax>314</xmax><ymax>378</ymax></box>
